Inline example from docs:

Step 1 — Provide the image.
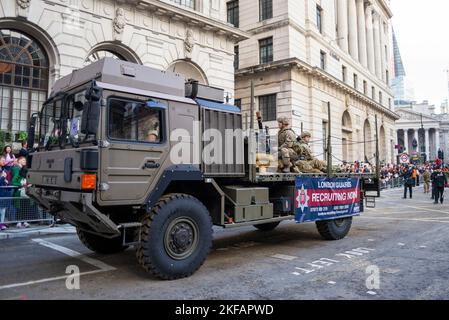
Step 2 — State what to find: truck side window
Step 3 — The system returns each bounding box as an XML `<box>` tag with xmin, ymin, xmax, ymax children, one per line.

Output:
<box><xmin>108</xmin><ymin>98</ymin><xmax>163</xmax><ymax>143</ymax></box>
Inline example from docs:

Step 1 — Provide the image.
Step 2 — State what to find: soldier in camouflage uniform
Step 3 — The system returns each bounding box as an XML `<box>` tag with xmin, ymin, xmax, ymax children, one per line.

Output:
<box><xmin>295</xmin><ymin>131</ymin><xmax>326</xmax><ymax>174</ymax></box>
<box><xmin>140</xmin><ymin>112</ymin><xmax>160</xmax><ymax>142</ymax></box>
<box><xmin>277</xmin><ymin>117</ymin><xmax>300</xmax><ymax>173</ymax></box>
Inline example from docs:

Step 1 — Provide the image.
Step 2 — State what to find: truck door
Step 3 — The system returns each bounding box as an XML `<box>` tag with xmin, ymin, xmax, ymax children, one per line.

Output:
<box><xmin>98</xmin><ymin>95</ymin><xmax>169</xmax><ymax>204</ymax></box>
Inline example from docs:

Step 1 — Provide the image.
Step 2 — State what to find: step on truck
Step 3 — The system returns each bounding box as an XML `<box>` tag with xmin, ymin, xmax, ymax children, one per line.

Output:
<box><xmin>26</xmin><ymin>58</ymin><xmax>380</xmax><ymax>280</ymax></box>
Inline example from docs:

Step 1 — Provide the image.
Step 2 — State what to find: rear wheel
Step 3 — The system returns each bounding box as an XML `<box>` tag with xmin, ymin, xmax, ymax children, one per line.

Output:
<box><xmin>254</xmin><ymin>222</ymin><xmax>280</xmax><ymax>231</ymax></box>
<box><xmin>76</xmin><ymin>228</ymin><xmax>128</xmax><ymax>254</ymax></box>
<box><xmin>316</xmin><ymin>217</ymin><xmax>353</xmax><ymax>240</ymax></box>
<box><xmin>136</xmin><ymin>194</ymin><xmax>213</xmax><ymax>280</ymax></box>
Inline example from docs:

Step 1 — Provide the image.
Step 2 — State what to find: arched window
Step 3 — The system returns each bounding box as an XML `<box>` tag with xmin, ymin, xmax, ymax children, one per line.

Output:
<box><xmin>85</xmin><ymin>50</ymin><xmax>126</xmax><ymax>65</ymax></box>
<box><xmin>0</xmin><ymin>29</ymin><xmax>49</xmax><ymax>135</ymax></box>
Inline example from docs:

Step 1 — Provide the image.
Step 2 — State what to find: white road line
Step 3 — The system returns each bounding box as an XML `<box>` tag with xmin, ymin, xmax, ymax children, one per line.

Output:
<box><xmin>367</xmin><ymin>291</ymin><xmax>377</xmax><ymax>295</ymax></box>
<box><xmin>419</xmin><ymin>246</ymin><xmax>427</xmax><ymax>249</ymax></box>
<box><xmin>0</xmin><ymin>270</ymin><xmax>105</xmax><ymax>290</ymax></box>
<box><xmin>398</xmin><ymin>243</ymin><xmax>405</xmax><ymax>247</ymax></box>
<box><xmin>328</xmin><ymin>281</ymin><xmax>336</xmax><ymax>285</ymax></box>
<box><xmin>292</xmin><ymin>272</ymin><xmax>301</xmax><ymax>276</ymax></box>
<box><xmin>359</xmin><ymin>216</ymin><xmax>449</xmax><ymax>224</ymax></box>
<box><xmin>32</xmin><ymin>238</ymin><xmax>116</xmax><ymax>271</ymax></box>
<box><xmin>0</xmin><ymin>239</ymin><xmax>117</xmax><ymax>291</ymax></box>
<box><xmin>272</xmin><ymin>254</ymin><xmax>298</xmax><ymax>261</ymax></box>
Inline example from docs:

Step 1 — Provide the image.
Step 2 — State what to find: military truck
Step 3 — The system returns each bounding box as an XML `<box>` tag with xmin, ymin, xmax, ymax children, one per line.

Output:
<box><xmin>26</xmin><ymin>58</ymin><xmax>380</xmax><ymax>280</ymax></box>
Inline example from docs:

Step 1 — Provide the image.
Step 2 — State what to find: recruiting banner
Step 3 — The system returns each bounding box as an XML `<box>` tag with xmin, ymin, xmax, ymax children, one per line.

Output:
<box><xmin>295</xmin><ymin>177</ymin><xmax>361</xmax><ymax>223</ymax></box>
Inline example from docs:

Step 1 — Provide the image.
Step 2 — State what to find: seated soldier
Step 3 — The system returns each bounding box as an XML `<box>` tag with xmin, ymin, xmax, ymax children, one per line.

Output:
<box><xmin>295</xmin><ymin>131</ymin><xmax>327</xmax><ymax>174</ymax></box>
<box><xmin>140</xmin><ymin>112</ymin><xmax>160</xmax><ymax>143</ymax></box>
<box><xmin>277</xmin><ymin>117</ymin><xmax>300</xmax><ymax>173</ymax></box>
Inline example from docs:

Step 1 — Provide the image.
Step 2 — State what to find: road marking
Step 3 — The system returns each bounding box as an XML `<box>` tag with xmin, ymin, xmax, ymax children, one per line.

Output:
<box><xmin>292</xmin><ymin>272</ymin><xmax>301</xmax><ymax>276</ymax></box>
<box><xmin>403</xmin><ymin>205</ymin><xmax>449</xmax><ymax>215</ymax></box>
<box><xmin>0</xmin><ymin>239</ymin><xmax>117</xmax><ymax>291</ymax></box>
<box><xmin>367</xmin><ymin>291</ymin><xmax>377</xmax><ymax>296</ymax></box>
<box><xmin>32</xmin><ymin>238</ymin><xmax>116</xmax><ymax>271</ymax></box>
<box><xmin>0</xmin><ymin>270</ymin><xmax>105</xmax><ymax>290</ymax></box>
<box><xmin>367</xmin><ymin>239</ymin><xmax>375</xmax><ymax>242</ymax></box>
<box><xmin>272</xmin><ymin>254</ymin><xmax>297</xmax><ymax>261</ymax></box>
<box><xmin>328</xmin><ymin>281</ymin><xmax>336</xmax><ymax>285</ymax></box>
<box><xmin>360</xmin><ymin>216</ymin><xmax>449</xmax><ymax>224</ymax></box>
<box><xmin>397</xmin><ymin>243</ymin><xmax>405</xmax><ymax>247</ymax></box>
<box><xmin>419</xmin><ymin>246</ymin><xmax>427</xmax><ymax>249</ymax></box>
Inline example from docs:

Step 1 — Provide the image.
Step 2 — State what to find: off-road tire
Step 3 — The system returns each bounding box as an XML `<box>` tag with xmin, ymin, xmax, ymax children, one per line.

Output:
<box><xmin>76</xmin><ymin>228</ymin><xmax>128</xmax><ymax>254</ymax></box>
<box><xmin>136</xmin><ymin>194</ymin><xmax>213</xmax><ymax>280</ymax></box>
<box><xmin>254</xmin><ymin>222</ymin><xmax>281</xmax><ymax>231</ymax></box>
<box><xmin>316</xmin><ymin>217</ymin><xmax>353</xmax><ymax>240</ymax></box>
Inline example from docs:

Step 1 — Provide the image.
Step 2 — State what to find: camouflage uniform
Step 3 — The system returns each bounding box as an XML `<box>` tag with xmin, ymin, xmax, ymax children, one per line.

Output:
<box><xmin>295</xmin><ymin>132</ymin><xmax>326</xmax><ymax>174</ymax></box>
<box><xmin>277</xmin><ymin>117</ymin><xmax>299</xmax><ymax>173</ymax></box>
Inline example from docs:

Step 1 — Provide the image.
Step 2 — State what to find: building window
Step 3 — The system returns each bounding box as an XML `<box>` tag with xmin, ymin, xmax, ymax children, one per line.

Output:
<box><xmin>353</xmin><ymin>73</ymin><xmax>358</xmax><ymax>90</ymax></box>
<box><xmin>342</xmin><ymin>66</ymin><xmax>347</xmax><ymax>82</ymax></box>
<box><xmin>259</xmin><ymin>94</ymin><xmax>276</xmax><ymax>121</ymax></box>
<box><xmin>372</xmin><ymin>86</ymin><xmax>375</xmax><ymax>100</ymax></box>
<box><xmin>227</xmin><ymin>1</ymin><xmax>239</xmax><ymax>28</ymax></box>
<box><xmin>168</xmin><ymin>0</ymin><xmax>195</xmax><ymax>9</ymax></box>
<box><xmin>259</xmin><ymin>37</ymin><xmax>273</xmax><ymax>64</ymax></box>
<box><xmin>316</xmin><ymin>5</ymin><xmax>323</xmax><ymax>33</ymax></box>
<box><xmin>388</xmin><ymin>98</ymin><xmax>392</xmax><ymax>109</ymax></box>
<box><xmin>234</xmin><ymin>45</ymin><xmax>239</xmax><ymax>70</ymax></box>
<box><xmin>386</xmin><ymin>69</ymin><xmax>389</xmax><ymax>85</ymax></box>
<box><xmin>379</xmin><ymin>91</ymin><xmax>382</xmax><ymax>104</ymax></box>
<box><xmin>259</xmin><ymin>0</ymin><xmax>273</xmax><ymax>21</ymax></box>
<box><xmin>363</xmin><ymin>80</ymin><xmax>368</xmax><ymax>95</ymax></box>
<box><xmin>0</xmin><ymin>29</ymin><xmax>49</xmax><ymax>135</ymax></box>
<box><xmin>320</xmin><ymin>51</ymin><xmax>326</xmax><ymax>70</ymax></box>
<box><xmin>234</xmin><ymin>98</ymin><xmax>241</xmax><ymax>109</ymax></box>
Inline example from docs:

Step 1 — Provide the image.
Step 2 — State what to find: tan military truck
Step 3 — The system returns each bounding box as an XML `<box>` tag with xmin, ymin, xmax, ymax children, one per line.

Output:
<box><xmin>26</xmin><ymin>58</ymin><xmax>379</xmax><ymax>280</ymax></box>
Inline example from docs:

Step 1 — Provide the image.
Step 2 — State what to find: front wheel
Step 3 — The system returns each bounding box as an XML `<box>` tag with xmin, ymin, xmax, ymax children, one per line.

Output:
<box><xmin>316</xmin><ymin>217</ymin><xmax>353</xmax><ymax>240</ymax></box>
<box><xmin>136</xmin><ymin>194</ymin><xmax>213</xmax><ymax>280</ymax></box>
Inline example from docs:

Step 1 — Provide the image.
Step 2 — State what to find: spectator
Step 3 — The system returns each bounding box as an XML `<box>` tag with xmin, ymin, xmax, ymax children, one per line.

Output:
<box><xmin>3</xmin><ymin>145</ymin><xmax>16</xmax><ymax>171</ymax></box>
<box><xmin>18</xmin><ymin>141</ymin><xmax>29</xmax><ymax>158</ymax></box>
<box><xmin>10</xmin><ymin>157</ymin><xmax>29</xmax><ymax>229</ymax></box>
<box><xmin>433</xmin><ymin>166</ymin><xmax>448</xmax><ymax>205</ymax></box>
<box><xmin>0</xmin><ymin>156</ymin><xmax>9</xmax><ymax>231</ymax></box>
<box><xmin>402</xmin><ymin>165</ymin><xmax>414</xmax><ymax>199</ymax></box>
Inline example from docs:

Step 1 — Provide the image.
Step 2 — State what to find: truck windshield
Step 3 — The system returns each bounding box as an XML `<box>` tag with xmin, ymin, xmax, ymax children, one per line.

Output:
<box><xmin>39</xmin><ymin>91</ymin><xmax>91</xmax><ymax>148</ymax></box>
<box><xmin>39</xmin><ymin>98</ymin><xmax>62</xmax><ymax>148</ymax></box>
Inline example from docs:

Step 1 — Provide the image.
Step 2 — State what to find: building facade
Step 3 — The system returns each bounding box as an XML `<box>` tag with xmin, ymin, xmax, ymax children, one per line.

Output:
<box><xmin>233</xmin><ymin>0</ymin><xmax>399</xmax><ymax>165</ymax></box>
<box><xmin>395</xmin><ymin>101</ymin><xmax>449</xmax><ymax>164</ymax></box>
<box><xmin>0</xmin><ymin>0</ymin><xmax>246</xmax><ymax>139</ymax></box>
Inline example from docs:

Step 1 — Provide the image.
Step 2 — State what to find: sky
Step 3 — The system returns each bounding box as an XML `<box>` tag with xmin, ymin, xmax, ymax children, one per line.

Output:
<box><xmin>390</xmin><ymin>0</ymin><xmax>449</xmax><ymax>108</ymax></box>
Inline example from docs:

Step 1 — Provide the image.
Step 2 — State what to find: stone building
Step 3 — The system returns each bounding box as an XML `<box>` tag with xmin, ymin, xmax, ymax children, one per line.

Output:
<box><xmin>0</xmin><ymin>0</ymin><xmax>246</xmax><ymax>139</ymax></box>
<box><xmin>395</xmin><ymin>101</ymin><xmax>449</xmax><ymax>164</ymax></box>
<box><xmin>232</xmin><ymin>0</ymin><xmax>399</xmax><ymax>165</ymax></box>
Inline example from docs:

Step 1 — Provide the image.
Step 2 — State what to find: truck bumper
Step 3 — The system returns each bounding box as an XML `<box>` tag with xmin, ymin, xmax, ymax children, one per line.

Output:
<box><xmin>28</xmin><ymin>187</ymin><xmax>121</xmax><ymax>237</ymax></box>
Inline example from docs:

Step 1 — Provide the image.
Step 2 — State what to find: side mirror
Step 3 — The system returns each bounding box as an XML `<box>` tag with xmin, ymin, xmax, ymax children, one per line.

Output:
<box><xmin>81</xmin><ymin>81</ymin><xmax>102</xmax><ymax>136</ymax></box>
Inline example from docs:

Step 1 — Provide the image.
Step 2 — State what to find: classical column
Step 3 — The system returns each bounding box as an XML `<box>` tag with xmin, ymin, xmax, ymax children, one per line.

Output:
<box><xmin>404</xmin><ymin>129</ymin><xmax>409</xmax><ymax>153</ymax></box>
<box><xmin>348</xmin><ymin>0</ymin><xmax>359</xmax><ymax>60</ymax></box>
<box><xmin>356</xmin><ymin>0</ymin><xmax>367</xmax><ymax>67</ymax></box>
<box><xmin>425</xmin><ymin>129</ymin><xmax>430</xmax><ymax>161</ymax></box>
<box><xmin>337</xmin><ymin>0</ymin><xmax>349</xmax><ymax>53</ymax></box>
<box><xmin>379</xmin><ymin>19</ymin><xmax>387</xmax><ymax>82</ymax></box>
<box><xmin>435</xmin><ymin>129</ymin><xmax>440</xmax><ymax>159</ymax></box>
<box><xmin>373</xmin><ymin>12</ymin><xmax>382</xmax><ymax>78</ymax></box>
<box><xmin>414</xmin><ymin>129</ymin><xmax>419</xmax><ymax>153</ymax></box>
<box><xmin>365</xmin><ymin>6</ymin><xmax>375</xmax><ymax>74</ymax></box>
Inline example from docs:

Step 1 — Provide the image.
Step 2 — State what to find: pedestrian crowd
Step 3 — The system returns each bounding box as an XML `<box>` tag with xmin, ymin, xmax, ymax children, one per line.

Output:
<box><xmin>0</xmin><ymin>141</ymin><xmax>31</xmax><ymax>231</ymax></box>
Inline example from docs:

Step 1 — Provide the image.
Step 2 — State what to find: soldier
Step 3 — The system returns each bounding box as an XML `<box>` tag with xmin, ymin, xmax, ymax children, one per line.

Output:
<box><xmin>140</xmin><ymin>111</ymin><xmax>160</xmax><ymax>142</ymax></box>
<box><xmin>277</xmin><ymin>117</ymin><xmax>299</xmax><ymax>173</ymax></box>
<box><xmin>295</xmin><ymin>131</ymin><xmax>326</xmax><ymax>174</ymax></box>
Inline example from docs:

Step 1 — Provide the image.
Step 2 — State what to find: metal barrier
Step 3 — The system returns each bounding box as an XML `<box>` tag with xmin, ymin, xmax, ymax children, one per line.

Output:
<box><xmin>0</xmin><ymin>187</ymin><xmax>54</xmax><ymax>228</ymax></box>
